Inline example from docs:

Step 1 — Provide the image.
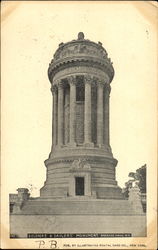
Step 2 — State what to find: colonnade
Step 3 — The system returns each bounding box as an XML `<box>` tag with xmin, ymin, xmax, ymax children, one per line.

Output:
<box><xmin>51</xmin><ymin>75</ymin><xmax>110</xmax><ymax>148</ymax></box>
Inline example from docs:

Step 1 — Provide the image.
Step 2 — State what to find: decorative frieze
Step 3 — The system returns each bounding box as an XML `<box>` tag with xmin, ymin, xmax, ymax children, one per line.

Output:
<box><xmin>45</xmin><ymin>155</ymin><xmax>117</xmax><ymax>165</ymax></box>
<box><xmin>53</xmin><ymin>42</ymin><xmax>109</xmax><ymax>62</ymax></box>
<box><xmin>53</xmin><ymin>66</ymin><xmax>109</xmax><ymax>83</ymax></box>
<box><xmin>70</xmin><ymin>159</ymin><xmax>91</xmax><ymax>172</ymax></box>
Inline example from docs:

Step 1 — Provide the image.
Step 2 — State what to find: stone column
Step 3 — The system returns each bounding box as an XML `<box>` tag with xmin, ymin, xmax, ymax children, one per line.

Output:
<box><xmin>97</xmin><ymin>80</ymin><xmax>104</xmax><ymax>147</ymax></box>
<box><xmin>51</xmin><ymin>85</ymin><xmax>58</xmax><ymax>149</ymax></box>
<box><xmin>84</xmin><ymin>75</ymin><xmax>93</xmax><ymax>147</ymax></box>
<box><xmin>57</xmin><ymin>81</ymin><xmax>64</xmax><ymax>146</ymax></box>
<box><xmin>68</xmin><ymin>76</ymin><xmax>76</xmax><ymax>146</ymax></box>
<box><xmin>104</xmin><ymin>85</ymin><xmax>111</xmax><ymax>147</ymax></box>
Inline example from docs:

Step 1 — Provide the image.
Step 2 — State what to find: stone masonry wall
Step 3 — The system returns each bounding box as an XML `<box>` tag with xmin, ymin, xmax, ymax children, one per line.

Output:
<box><xmin>10</xmin><ymin>214</ymin><xmax>146</xmax><ymax>238</ymax></box>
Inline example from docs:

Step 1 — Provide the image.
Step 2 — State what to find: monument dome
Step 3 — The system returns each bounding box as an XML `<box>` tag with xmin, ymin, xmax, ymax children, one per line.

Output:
<box><xmin>48</xmin><ymin>32</ymin><xmax>114</xmax><ymax>83</ymax></box>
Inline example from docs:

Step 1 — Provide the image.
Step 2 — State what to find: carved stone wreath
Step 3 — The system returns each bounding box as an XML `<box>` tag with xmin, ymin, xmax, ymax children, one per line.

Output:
<box><xmin>70</xmin><ymin>159</ymin><xmax>91</xmax><ymax>172</ymax></box>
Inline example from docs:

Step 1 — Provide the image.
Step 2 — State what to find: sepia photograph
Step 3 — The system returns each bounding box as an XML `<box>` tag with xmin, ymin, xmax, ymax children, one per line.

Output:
<box><xmin>1</xmin><ymin>1</ymin><xmax>157</xmax><ymax>249</ymax></box>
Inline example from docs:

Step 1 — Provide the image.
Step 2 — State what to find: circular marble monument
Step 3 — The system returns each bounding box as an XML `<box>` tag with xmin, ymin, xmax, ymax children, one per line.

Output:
<box><xmin>40</xmin><ymin>33</ymin><xmax>122</xmax><ymax>199</ymax></box>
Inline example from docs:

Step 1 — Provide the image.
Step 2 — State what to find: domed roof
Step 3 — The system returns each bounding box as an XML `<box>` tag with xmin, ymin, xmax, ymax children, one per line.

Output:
<box><xmin>48</xmin><ymin>32</ymin><xmax>114</xmax><ymax>83</ymax></box>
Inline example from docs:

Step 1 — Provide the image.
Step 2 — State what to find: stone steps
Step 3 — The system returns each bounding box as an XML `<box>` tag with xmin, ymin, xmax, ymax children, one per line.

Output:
<box><xmin>18</xmin><ymin>199</ymin><xmax>139</xmax><ymax>215</ymax></box>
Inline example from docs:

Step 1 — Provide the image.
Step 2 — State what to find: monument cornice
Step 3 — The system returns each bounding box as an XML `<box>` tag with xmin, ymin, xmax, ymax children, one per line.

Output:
<box><xmin>45</xmin><ymin>155</ymin><xmax>118</xmax><ymax>167</ymax></box>
<box><xmin>48</xmin><ymin>57</ymin><xmax>114</xmax><ymax>83</ymax></box>
<box><xmin>52</xmin><ymin>66</ymin><xmax>110</xmax><ymax>84</ymax></box>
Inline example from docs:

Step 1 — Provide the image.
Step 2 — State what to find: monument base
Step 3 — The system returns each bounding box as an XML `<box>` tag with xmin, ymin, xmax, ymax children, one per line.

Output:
<box><xmin>10</xmin><ymin>198</ymin><xmax>146</xmax><ymax>238</ymax></box>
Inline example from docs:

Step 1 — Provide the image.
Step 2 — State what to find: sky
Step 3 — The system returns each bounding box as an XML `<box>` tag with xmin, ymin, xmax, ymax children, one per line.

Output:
<box><xmin>1</xmin><ymin>1</ymin><xmax>157</xmax><ymax>197</ymax></box>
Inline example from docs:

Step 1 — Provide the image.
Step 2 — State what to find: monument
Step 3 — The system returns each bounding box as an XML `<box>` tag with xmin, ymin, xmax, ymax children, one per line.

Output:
<box><xmin>41</xmin><ymin>31</ymin><xmax>122</xmax><ymax>199</ymax></box>
<box><xmin>10</xmin><ymin>33</ymin><xmax>146</xmax><ymax>238</ymax></box>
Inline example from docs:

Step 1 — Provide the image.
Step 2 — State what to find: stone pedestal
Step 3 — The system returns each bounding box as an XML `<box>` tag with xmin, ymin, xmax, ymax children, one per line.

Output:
<box><xmin>10</xmin><ymin>199</ymin><xmax>146</xmax><ymax>238</ymax></box>
<box><xmin>128</xmin><ymin>183</ymin><xmax>143</xmax><ymax>213</ymax></box>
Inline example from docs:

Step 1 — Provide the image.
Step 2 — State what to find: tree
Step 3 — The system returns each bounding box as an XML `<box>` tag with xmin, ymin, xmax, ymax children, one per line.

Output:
<box><xmin>135</xmin><ymin>164</ymin><xmax>146</xmax><ymax>193</ymax></box>
<box><xmin>123</xmin><ymin>164</ymin><xmax>146</xmax><ymax>198</ymax></box>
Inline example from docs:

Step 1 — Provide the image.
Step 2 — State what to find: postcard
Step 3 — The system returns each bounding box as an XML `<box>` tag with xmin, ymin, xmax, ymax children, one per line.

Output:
<box><xmin>1</xmin><ymin>1</ymin><xmax>157</xmax><ymax>249</ymax></box>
